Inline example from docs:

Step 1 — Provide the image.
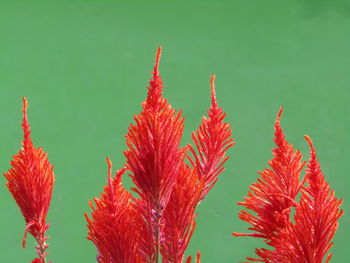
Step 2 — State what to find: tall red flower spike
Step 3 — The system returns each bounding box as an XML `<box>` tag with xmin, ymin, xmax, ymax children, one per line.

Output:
<box><xmin>124</xmin><ymin>47</ymin><xmax>186</xmax><ymax>262</ymax></box>
<box><xmin>233</xmin><ymin>107</ymin><xmax>305</xmax><ymax>262</ymax></box>
<box><xmin>272</xmin><ymin>136</ymin><xmax>344</xmax><ymax>263</ymax></box>
<box><xmin>190</xmin><ymin>75</ymin><xmax>234</xmax><ymax>199</ymax></box>
<box><xmin>85</xmin><ymin>158</ymin><xmax>142</xmax><ymax>263</ymax></box>
<box><xmin>4</xmin><ymin>97</ymin><xmax>55</xmax><ymax>263</ymax></box>
<box><xmin>161</xmin><ymin>75</ymin><xmax>233</xmax><ymax>263</ymax></box>
<box><xmin>87</xmin><ymin>47</ymin><xmax>234</xmax><ymax>263</ymax></box>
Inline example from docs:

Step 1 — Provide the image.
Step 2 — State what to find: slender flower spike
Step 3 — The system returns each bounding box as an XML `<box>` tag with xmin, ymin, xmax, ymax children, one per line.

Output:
<box><xmin>273</xmin><ymin>136</ymin><xmax>344</xmax><ymax>263</ymax></box>
<box><xmin>85</xmin><ymin>158</ymin><xmax>142</xmax><ymax>263</ymax></box>
<box><xmin>190</xmin><ymin>75</ymin><xmax>234</xmax><ymax>199</ymax></box>
<box><xmin>233</xmin><ymin>107</ymin><xmax>304</xmax><ymax>262</ymax></box>
<box><xmin>4</xmin><ymin>98</ymin><xmax>55</xmax><ymax>263</ymax></box>
<box><xmin>124</xmin><ymin>47</ymin><xmax>186</xmax><ymax>262</ymax></box>
<box><xmin>233</xmin><ymin>108</ymin><xmax>343</xmax><ymax>262</ymax></box>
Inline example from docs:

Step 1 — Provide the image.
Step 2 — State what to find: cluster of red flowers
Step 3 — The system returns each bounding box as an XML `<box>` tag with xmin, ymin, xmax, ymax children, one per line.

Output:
<box><xmin>3</xmin><ymin>48</ymin><xmax>343</xmax><ymax>263</ymax></box>
<box><xmin>233</xmin><ymin>108</ymin><xmax>343</xmax><ymax>263</ymax></box>
<box><xmin>85</xmin><ymin>47</ymin><xmax>234</xmax><ymax>263</ymax></box>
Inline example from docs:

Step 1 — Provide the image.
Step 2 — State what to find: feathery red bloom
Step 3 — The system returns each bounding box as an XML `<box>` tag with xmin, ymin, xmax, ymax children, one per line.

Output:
<box><xmin>125</xmin><ymin>47</ymin><xmax>185</xmax><ymax>209</ymax></box>
<box><xmin>124</xmin><ymin>47</ymin><xmax>186</xmax><ymax>262</ymax></box>
<box><xmin>161</xmin><ymin>75</ymin><xmax>233</xmax><ymax>263</ymax></box>
<box><xmin>233</xmin><ymin>107</ymin><xmax>304</xmax><ymax>262</ymax></box>
<box><xmin>233</xmin><ymin>108</ymin><xmax>343</xmax><ymax>263</ymax></box>
<box><xmin>87</xmin><ymin>48</ymin><xmax>234</xmax><ymax>263</ymax></box>
<box><xmin>85</xmin><ymin>158</ymin><xmax>142</xmax><ymax>263</ymax></box>
<box><xmin>4</xmin><ymin>97</ymin><xmax>55</xmax><ymax>262</ymax></box>
<box><xmin>161</xmin><ymin>162</ymin><xmax>203</xmax><ymax>262</ymax></box>
<box><xmin>190</xmin><ymin>75</ymin><xmax>234</xmax><ymax>198</ymax></box>
<box><xmin>272</xmin><ymin>136</ymin><xmax>344</xmax><ymax>263</ymax></box>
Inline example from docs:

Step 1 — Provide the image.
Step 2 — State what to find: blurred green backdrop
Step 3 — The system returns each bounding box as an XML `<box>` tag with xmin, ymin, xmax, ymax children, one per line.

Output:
<box><xmin>0</xmin><ymin>0</ymin><xmax>349</xmax><ymax>262</ymax></box>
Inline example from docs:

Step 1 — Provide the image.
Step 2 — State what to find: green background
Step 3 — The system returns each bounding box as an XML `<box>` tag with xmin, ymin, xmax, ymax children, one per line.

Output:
<box><xmin>0</xmin><ymin>0</ymin><xmax>349</xmax><ymax>262</ymax></box>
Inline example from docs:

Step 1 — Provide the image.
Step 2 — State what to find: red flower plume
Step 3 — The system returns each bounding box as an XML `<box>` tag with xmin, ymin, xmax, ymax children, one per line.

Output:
<box><xmin>85</xmin><ymin>158</ymin><xmax>142</xmax><ymax>263</ymax></box>
<box><xmin>4</xmin><ymin>97</ymin><xmax>55</xmax><ymax>262</ymax></box>
<box><xmin>125</xmin><ymin>46</ymin><xmax>185</xmax><ymax>209</ymax></box>
<box><xmin>87</xmin><ymin>48</ymin><xmax>234</xmax><ymax>263</ymax></box>
<box><xmin>190</xmin><ymin>75</ymin><xmax>234</xmax><ymax>198</ymax></box>
<box><xmin>233</xmin><ymin>108</ymin><xmax>343</xmax><ymax>262</ymax></box>
<box><xmin>161</xmin><ymin>75</ymin><xmax>233</xmax><ymax>263</ymax></box>
<box><xmin>233</xmin><ymin>107</ymin><xmax>304</xmax><ymax>261</ymax></box>
<box><xmin>124</xmin><ymin>47</ymin><xmax>186</xmax><ymax>262</ymax></box>
<box><xmin>272</xmin><ymin>136</ymin><xmax>344</xmax><ymax>263</ymax></box>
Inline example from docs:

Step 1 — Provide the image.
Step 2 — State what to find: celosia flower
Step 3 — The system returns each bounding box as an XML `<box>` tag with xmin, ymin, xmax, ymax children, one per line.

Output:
<box><xmin>161</xmin><ymin>162</ymin><xmax>203</xmax><ymax>262</ymax></box>
<box><xmin>124</xmin><ymin>47</ymin><xmax>186</xmax><ymax>262</ymax></box>
<box><xmin>272</xmin><ymin>136</ymin><xmax>344</xmax><ymax>263</ymax></box>
<box><xmin>86</xmin><ymin>47</ymin><xmax>234</xmax><ymax>263</ymax></box>
<box><xmin>189</xmin><ymin>75</ymin><xmax>234</xmax><ymax>199</ymax></box>
<box><xmin>233</xmin><ymin>108</ymin><xmax>343</xmax><ymax>263</ymax></box>
<box><xmin>4</xmin><ymin>97</ymin><xmax>55</xmax><ymax>263</ymax></box>
<box><xmin>85</xmin><ymin>158</ymin><xmax>142</xmax><ymax>263</ymax></box>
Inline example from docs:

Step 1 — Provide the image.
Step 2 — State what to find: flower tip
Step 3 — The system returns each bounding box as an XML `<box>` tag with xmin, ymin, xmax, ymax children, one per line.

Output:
<box><xmin>210</xmin><ymin>75</ymin><xmax>218</xmax><ymax>108</ymax></box>
<box><xmin>304</xmin><ymin>135</ymin><xmax>314</xmax><ymax>148</ymax></box>
<box><xmin>276</xmin><ymin>106</ymin><xmax>284</xmax><ymax>123</ymax></box>
<box><xmin>22</xmin><ymin>97</ymin><xmax>28</xmax><ymax>115</ymax></box>
<box><xmin>105</xmin><ymin>157</ymin><xmax>113</xmax><ymax>180</ymax></box>
<box><xmin>154</xmin><ymin>46</ymin><xmax>163</xmax><ymax>75</ymax></box>
<box><xmin>105</xmin><ymin>156</ymin><xmax>112</xmax><ymax>167</ymax></box>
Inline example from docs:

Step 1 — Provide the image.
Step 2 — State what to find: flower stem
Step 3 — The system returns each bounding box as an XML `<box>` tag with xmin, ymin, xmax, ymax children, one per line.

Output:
<box><xmin>36</xmin><ymin>235</ymin><xmax>48</xmax><ymax>263</ymax></box>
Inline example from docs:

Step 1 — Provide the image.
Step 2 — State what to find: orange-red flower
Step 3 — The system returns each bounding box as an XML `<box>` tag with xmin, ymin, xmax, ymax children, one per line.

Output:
<box><xmin>233</xmin><ymin>108</ymin><xmax>343</xmax><ymax>263</ymax></box>
<box><xmin>85</xmin><ymin>158</ymin><xmax>142</xmax><ymax>263</ymax></box>
<box><xmin>272</xmin><ymin>136</ymin><xmax>344</xmax><ymax>263</ymax></box>
<box><xmin>5</xmin><ymin>98</ymin><xmax>55</xmax><ymax>262</ymax></box>
<box><xmin>190</xmin><ymin>75</ymin><xmax>234</xmax><ymax>199</ymax></box>
<box><xmin>86</xmin><ymin>47</ymin><xmax>234</xmax><ymax>263</ymax></box>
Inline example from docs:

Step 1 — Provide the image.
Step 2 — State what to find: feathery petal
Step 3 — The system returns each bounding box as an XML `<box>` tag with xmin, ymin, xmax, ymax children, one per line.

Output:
<box><xmin>4</xmin><ymin>98</ymin><xmax>54</xmax><ymax>261</ymax></box>
<box><xmin>190</xmin><ymin>75</ymin><xmax>234</xmax><ymax>199</ymax></box>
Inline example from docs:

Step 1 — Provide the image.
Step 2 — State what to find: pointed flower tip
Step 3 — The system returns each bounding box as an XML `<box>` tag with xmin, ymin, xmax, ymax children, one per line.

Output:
<box><xmin>154</xmin><ymin>46</ymin><xmax>163</xmax><ymax>76</ymax></box>
<box><xmin>105</xmin><ymin>157</ymin><xmax>113</xmax><ymax>180</ymax></box>
<box><xmin>21</xmin><ymin>97</ymin><xmax>31</xmax><ymax>139</ymax></box>
<box><xmin>304</xmin><ymin>135</ymin><xmax>316</xmax><ymax>155</ymax></box>
<box><xmin>304</xmin><ymin>135</ymin><xmax>312</xmax><ymax>145</ymax></box>
<box><xmin>210</xmin><ymin>74</ymin><xmax>218</xmax><ymax>108</ymax></box>
<box><xmin>276</xmin><ymin>106</ymin><xmax>284</xmax><ymax>125</ymax></box>
<box><xmin>105</xmin><ymin>156</ymin><xmax>112</xmax><ymax>167</ymax></box>
<box><xmin>22</xmin><ymin>97</ymin><xmax>28</xmax><ymax>114</ymax></box>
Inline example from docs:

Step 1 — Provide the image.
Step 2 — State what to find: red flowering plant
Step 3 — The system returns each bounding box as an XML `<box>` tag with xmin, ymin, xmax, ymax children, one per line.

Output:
<box><xmin>4</xmin><ymin>98</ymin><xmax>55</xmax><ymax>263</ymax></box>
<box><xmin>233</xmin><ymin>107</ymin><xmax>343</xmax><ymax>263</ymax></box>
<box><xmin>85</xmin><ymin>47</ymin><xmax>234</xmax><ymax>263</ymax></box>
<box><xmin>3</xmin><ymin>48</ymin><xmax>344</xmax><ymax>263</ymax></box>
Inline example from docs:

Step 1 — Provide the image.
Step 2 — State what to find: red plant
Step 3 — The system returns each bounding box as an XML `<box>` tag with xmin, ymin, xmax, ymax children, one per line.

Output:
<box><xmin>85</xmin><ymin>158</ymin><xmax>142</xmax><ymax>263</ymax></box>
<box><xmin>85</xmin><ymin>47</ymin><xmax>234</xmax><ymax>263</ymax></box>
<box><xmin>4</xmin><ymin>98</ymin><xmax>55</xmax><ymax>263</ymax></box>
<box><xmin>233</xmin><ymin>108</ymin><xmax>343</xmax><ymax>262</ymax></box>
